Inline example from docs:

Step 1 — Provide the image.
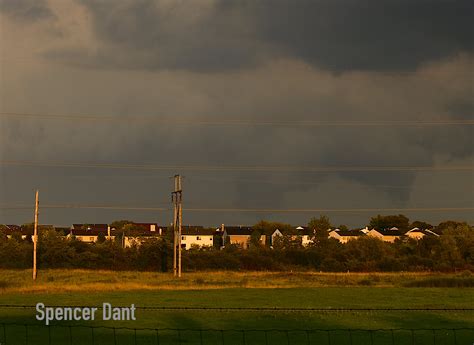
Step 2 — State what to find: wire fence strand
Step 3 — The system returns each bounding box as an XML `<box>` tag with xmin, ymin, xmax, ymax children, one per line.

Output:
<box><xmin>0</xmin><ymin>323</ymin><xmax>472</xmax><ymax>345</ymax></box>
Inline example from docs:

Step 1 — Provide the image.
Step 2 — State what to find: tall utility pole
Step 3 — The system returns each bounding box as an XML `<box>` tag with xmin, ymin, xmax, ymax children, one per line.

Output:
<box><xmin>33</xmin><ymin>190</ymin><xmax>39</xmax><ymax>281</ymax></box>
<box><xmin>172</xmin><ymin>175</ymin><xmax>183</xmax><ymax>277</ymax></box>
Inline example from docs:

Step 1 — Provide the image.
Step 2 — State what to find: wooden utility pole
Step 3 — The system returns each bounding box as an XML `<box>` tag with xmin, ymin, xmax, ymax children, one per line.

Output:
<box><xmin>33</xmin><ymin>190</ymin><xmax>39</xmax><ymax>281</ymax></box>
<box><xmin>172</xmin><ymin>175</ymin><xmax>183</xmax><ymax>277</ymax></box>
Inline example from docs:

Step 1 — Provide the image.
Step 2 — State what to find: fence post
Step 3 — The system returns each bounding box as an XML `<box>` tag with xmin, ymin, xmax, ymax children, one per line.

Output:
<box><xmin>327</xmin><ymin>330</ymin><xmax>331</xmax><ymax>345</ymax></box>
<box><xmin>2</xmin><ymin>323</ymin><xmax>6</xmax><ymax>345</ymax></box>
<box><xmin>91</xmin><ymin>327</ymin><xmax>94</xmax><ymax>345</ymax></box>
<box><xmin>113</xmin><ymin>327</ymin><xmax>117</xmax><ymax>345</ymax></box>
<box><xmin>391</xmin><ymin>329</ymin><xmax>395</xmax><ymax>345</ymax></box>
<box><xmin>452</xmin><ymin>329</ymin><xmax>457</xmax><ymax>345</ymax></box>
<box><xmin>69</xmin><ymin>325</ymin><xmax>73</xmax><ymax>345</ymax></box>
<box><xmin>369</xmin><ymin>330</ymin><xmax>374</xmax><ymax>345</ymax></box>
<box><xmin>48</xmin><ymin>326</ymin><xmax>51</xmax><ymax>345</ymax></box>
<box><xmin>305</xmin><ymin>330</ymin><xmax>310</xmax><ymax>345</ymax></box>
<box><xmin>432</xmin><ymin>329</ymin><xmax>436</xmax><ymax>345</ymax></box>
<box><xmin>155</xmin><ymin>329</ymin><xmax>160</xmax><ymax>345</ymax></box>
<box><xmin>241</xmin><ymin>330</ymin><xmax>246</xmax><ymax>345</ymax></box>
<box><xmin>25</xmin><ymin>324</ymin><xmax>28</xmax><ymax>345</ymax></box>
<box><xmin>348</xmin><ymin>329</ymin><xmax>353</xmax><ymax>345</ymax></box>
<box><xmin>220</xmin><ymin>330</ymin><xmax>225</xmax><ymax>345</ymax></box>
<box><xmin>134</xmin><ymin>328</ymin><xmax>137</xmax><ymax>345</ymax></box>
<box><xmin>411</xmin><ymin>329</ymin><xmax>415</xmax><ymax>345</ymax></box>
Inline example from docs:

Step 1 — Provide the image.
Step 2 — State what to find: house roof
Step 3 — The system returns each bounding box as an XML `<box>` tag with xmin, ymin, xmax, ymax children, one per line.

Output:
<box><xmin>72</xmin><ymin>224</ymin><xmax>108</xmax><ymax>231</ymax></box>
<box><xmin>224</xmin><ymin>226</ymin><xmax>253</xmax><ymax>236</ymax></box>
<box><xmin>372</xmin><ymin>229</ymin><xmax>403</xmax><ymax>236</ymax></box>
<box><xmin>406</xmin><ymin>228</ymin><xmax>440</xmax><ymax>237</ymax></box>
<box><xmin>333</xmin><ymin>230</ymin><xmax>363</xmax><ymax>237</ymax></box>
<box><xmin>70</xmin><ymin>229</ymin><xmax>108</xmax><ymax>236</ymax></box>
<box><xmin>297</xmin><ymin>227</ymin><xmax>315</xmax><ymax>236</ymax></box>
<box><xmin>2</xmin><ymin>225</ymin><xmax>54</xmax><ymax>235</ymax></box>
<box><xmin>133</xmin><ymin>222</ymin><xmax>159</xmax><ymax>228</ymax></box>
<box><xmin>181</xmin><ymin>227</ymin><xmax>214</xmax><ymax>236</ymax></box>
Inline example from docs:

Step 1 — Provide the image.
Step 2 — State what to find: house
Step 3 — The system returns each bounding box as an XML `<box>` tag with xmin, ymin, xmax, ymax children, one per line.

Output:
<box><xmin>1</xmin><ymin>224</ymin><xmax>27</xmax><ymax>239</ymax></box>
<box><xmin>367</xmin><ymin>228</ymin><xmax>403</xmax><ymax>242</ymax></box>
<box><xmin>222</xmin><ymin>226</ymin><xmax>265</xmax><ymax>249</ymax></box>
<box><xmin>264</xmin><ymin>228</ymin><xmax>283</xmax><ymax>247</ymax></box>
<box><xmin>122</xmin><ymin>223</ymin><xmax>164</xmax><ymax>235</ymax></box>
<box><xmin>1</xmin><ymin>224</ymin><xmax>54</xmax><ymax>240</ymax></box>
<box><xmin>180</xmin><ymin>226</ymin><xmax>214</xmax><ymax>249</ymax></box>
<box><xmin>405</xmin><ymin>227</ymin><xmax>439</xmax><ymax>240</ymax></box>
<box><xmin>328</xmin><ymin>229</ymin><xmax>363</xmax><ymax>243</ymax></box>
<box><xmin>271</xmin><ymin>227</ymin><xmax>315</xmax><ymax>247</ymax></box>
<box><xmin>113</xmin><ymin>222</ymin><xmax>164</xmax><ymax>247</ymax></box>
<box><xmin>68</xmin><ymin>224</ymin><xmax>112</xmax><ymax>243</ymax></box>
<box><xmin>296</xmin><ymin>226</ymin><xmax>315</xmax><ymax>246</ymax></box>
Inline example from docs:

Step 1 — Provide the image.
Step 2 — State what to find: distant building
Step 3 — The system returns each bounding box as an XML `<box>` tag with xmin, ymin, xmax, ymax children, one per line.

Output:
<box><xmin>1</xmin><ymin>224</ymin><xmax>53</xmax><ymax>240</ymax></box>
<box><xmin>296</xmin><ymin>226</ymin><xmax>315</xmax><ymax>246</ymax></box>
<box><xmin>328</xmin><ymin>229</ymin><xmax>363</xmax><ymax>243</ymax></box>
<box><xmin>68</xmin><ymin>224</ymin><xmax>111</xmax><ymax>243</ymax></box>
<box><xmin>405</xmin><ymin>227</ymin><xmax>439</xmax><ymax>240</ymax></box>
<box><xmin>223</xmin><ymin>226</ymin><xmax>264</xmax><ymax>249</ymax></box>
<box><xmin>180</xmin><ymin>226</ymin><xmax>214</xmax><ymax>249</ymax></box>
<box><xmin>367</xmin><ymin>228</ymin><xmax>403</xmax><ymax>242</ymax></box>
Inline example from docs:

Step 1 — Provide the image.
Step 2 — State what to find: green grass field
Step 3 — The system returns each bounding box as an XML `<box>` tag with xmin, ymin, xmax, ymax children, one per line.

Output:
<box><xmin>0</xmin><ymin>270</ymin><xmax>473</xmax><ymax>344</ymax></box>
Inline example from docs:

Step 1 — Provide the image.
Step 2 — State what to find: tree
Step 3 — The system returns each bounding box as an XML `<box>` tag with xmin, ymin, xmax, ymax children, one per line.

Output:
<box><xmin>436</xmin><ymin>220</ymin><xmax>469</xmax><ymax>234</ymax></box>
<box><xmin>110</xmin><ymin>220</ymin><xmax>134</xmax><ymax>231</ymax></box>
<box><xmin>97</xmin><ymin>232</ymin><xmax>106</xmax><ymax>243</ymax></box>
<box><xmin>308</xmin><ymin>215</ymin><xmax>332</xmax><ymax>241</ymax></box>
<box><xmin>122</xmin><ymin>223</ymin><xmax>146</xmax><ymax>236</ymax></box>
<box><xmin>249</xmin><ymin>230</ymin><xmax>264</xmax><ymax>248</ymax></box>
<box><xmin>410</xmin><ymin>221</ymin><xmax>432</xmax><ymax>230</ymax></box>
<box><xmin>369</xmin><ymin>214</ymin><xmax>410</xmax><ymax>231</ymax></box>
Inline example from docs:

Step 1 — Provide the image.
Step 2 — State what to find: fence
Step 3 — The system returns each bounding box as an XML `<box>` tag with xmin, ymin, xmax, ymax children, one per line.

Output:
<box><xmin>1</xmin><ymin>324</ymin><xmax>473</xmax><ymax>345</ymax></box>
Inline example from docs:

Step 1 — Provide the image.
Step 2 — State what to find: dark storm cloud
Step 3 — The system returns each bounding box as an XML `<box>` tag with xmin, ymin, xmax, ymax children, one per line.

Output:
<box><xmin>70</xmin><ymin>0</ymin><xmax>261</xmax><ymax>71</ymax></box>
<box><xmin>0</xmin><ymin>0</ymin><xmax>55</xmax><ymax>22</ymax></box>
<box><xmin>248</xmin><ymin>0</ymin><xmax>474</xmax><ymax>72</ymax></box>
<box><xmin>70</xmin><ymin>0</ymin><xmax>473</xmax><ymax>72</ymax></box>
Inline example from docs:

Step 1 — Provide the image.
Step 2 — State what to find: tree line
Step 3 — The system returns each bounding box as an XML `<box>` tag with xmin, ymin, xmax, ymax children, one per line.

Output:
<box><xmin>0</xmin><ymin>215</ymin><xmax>472</xmax><ymax>272</ymax></box>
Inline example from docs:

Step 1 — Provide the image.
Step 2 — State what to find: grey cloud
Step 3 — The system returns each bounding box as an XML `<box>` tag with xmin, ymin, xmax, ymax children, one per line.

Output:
<box><xmin>70</xmin><ymin>0</ymin><xmax>473</xmax><ymax>72</ymax></box>
<box><xmin>73</xmin><ymin>0</ymin><xmax>262</xmax><ymax>71</ymax></box>
<box><xmin>0</xmin><ymin>0</ymin><xmax>55</xmax><ymax>22</ymax></box>
<box><xmin>248</xmin><ymin>0</ymin><xmax>473</xmax><ymax>72</ymax></box>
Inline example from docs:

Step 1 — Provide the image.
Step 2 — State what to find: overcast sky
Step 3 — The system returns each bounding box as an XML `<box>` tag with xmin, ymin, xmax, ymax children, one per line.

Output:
<box><xmin>0</xmin><ymin>0</ymin><xmax>473</xmax><ymax>228</ymax></box>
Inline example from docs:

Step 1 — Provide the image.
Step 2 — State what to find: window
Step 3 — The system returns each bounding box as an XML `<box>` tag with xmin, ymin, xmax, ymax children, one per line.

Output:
<box><xmin>90</xmin><ymin>237</ymin><xmax>94</xmax><ymax>241</ymax></box>
<box><xmin>182</xmin><ymin>236</ymin><xmax>186</xmax><ymax>240</ymax></box>
<box><xmin>196</xmin><ymin>236</ymin><xmax>201</xmax><ymax>240</ymax></box>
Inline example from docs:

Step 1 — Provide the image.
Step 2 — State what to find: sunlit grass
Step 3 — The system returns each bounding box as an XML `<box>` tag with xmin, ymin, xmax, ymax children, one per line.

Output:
<box><xmin>0</xmin><ymin>269</ymin><xmax>472</xmax><ymax>293</ymax></box>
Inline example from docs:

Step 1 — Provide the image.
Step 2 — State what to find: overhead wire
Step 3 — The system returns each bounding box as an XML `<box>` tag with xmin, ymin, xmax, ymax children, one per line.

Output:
<box><xmin>1</xmin><ymin>160</ymin><xmax>472</xmax><ymax>172</ymax></box>
<box><xmin>1</xmin><ymin>112</ymin><xmax>473</xmax><ymax>126</ymax></box>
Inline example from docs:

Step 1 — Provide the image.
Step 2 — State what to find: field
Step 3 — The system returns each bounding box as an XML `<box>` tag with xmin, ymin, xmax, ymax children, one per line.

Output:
<box><xmin>0</xmin><ymin>270</ymin><xmax>473</xmax><ymax>344</ymax></box>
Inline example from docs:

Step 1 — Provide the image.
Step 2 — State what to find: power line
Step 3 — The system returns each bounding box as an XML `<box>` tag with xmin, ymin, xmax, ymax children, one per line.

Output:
<box><xmin>1</xmin><ymin>204</ymin><xmax>473</xmax><ymax>213</ymax></box>
<box><xmin>183</xmin><ymin>207</ymin><xmax>474</xmax><ymax>213</ymax></box>
<box><xmin>1</xmin><ymin>112</ymin><xmax>473</xmax><ymax>126</ymax></box>
<box><xmin>1</xmin><ymin>160</ymin><xmax>472</xmax><ymax>172</ymax></box>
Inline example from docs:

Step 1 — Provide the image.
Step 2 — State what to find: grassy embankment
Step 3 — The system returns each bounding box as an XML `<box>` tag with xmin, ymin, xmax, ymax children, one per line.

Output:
<box><xmin>1</xmin><ymin>269</ymin><xmax>474</xmax><ymax>293</ymax></box>
<box><xmin>0</xmin><ymin>270</ymin><xmax>473</xmax><ymax>344</ymax></box>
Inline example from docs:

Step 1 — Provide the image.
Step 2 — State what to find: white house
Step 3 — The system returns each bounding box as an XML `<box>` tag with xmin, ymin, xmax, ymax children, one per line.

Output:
<box><xmin>68</xmin><ymin>224</ymin><xmax>113</xmax><ymax>243</ymax></box>
<box><xmin>181</xmin><ymin>226</ymin><xmax>214</xmax><ymax>249</ymax></box>
<box><xmin>367</xmin><ymin>228</ymin><xmax>403</xmax><ymax>243</ymax></box>
<box><xmin>405</xmin><ymin>227</ymin><xmax>439</xmax><ymax>240</ymax></box>
<box><xmin>328</xmin><ymin>229</ymin><xmax>362</xmax><ymax>243</ymax></box>
<box><xmin>296</xmin><ymin>226</ymin><xmax>315</xmax><ymax>246</ymax></box>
